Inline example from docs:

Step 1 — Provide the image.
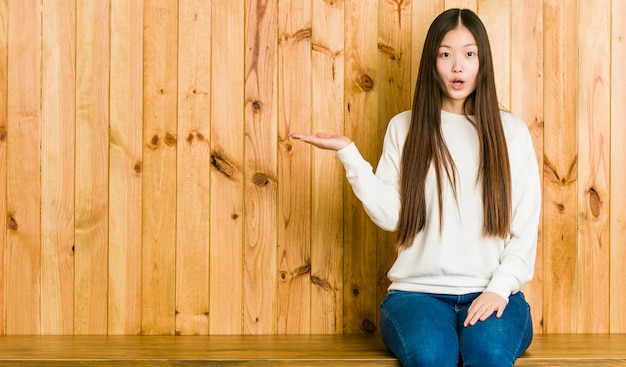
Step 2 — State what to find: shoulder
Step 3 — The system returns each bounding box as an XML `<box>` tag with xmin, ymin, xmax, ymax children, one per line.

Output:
<box><xmin>388</xmin><ymin>110</ymin><xmax>411</xmax><ymax>130</ymax></box>
<box><xmin>499</xmin><ymin>110</ymin><xmax>533</xmax><ymax>147</ymax></box>
<box><xmin>498</xmin><ymin>110</ymin><xmax>537</xmax><ymax>166</ymax></box>
<box><xmin>382</xmin><ymin>110</ymin><xmax>411</xmax><ymax>149</ymax></box>
<box><xmin>499</xmin><ymin>110</ymin><xmax>528</xmax><ymax>134</ymax></box>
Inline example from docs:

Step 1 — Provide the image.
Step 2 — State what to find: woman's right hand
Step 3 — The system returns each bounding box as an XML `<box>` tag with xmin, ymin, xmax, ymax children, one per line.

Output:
<box><xmin>289</xmin><ymin>133</ymin><xmax>351</xmax><ymax>151</ymax></box>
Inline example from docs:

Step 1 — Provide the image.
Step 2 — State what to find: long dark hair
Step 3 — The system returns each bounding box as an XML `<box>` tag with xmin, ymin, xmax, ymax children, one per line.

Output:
<box><xmin>397</xmin><ymin>8</ymin><xmax>511</xmax><ymax>249</ymax></box>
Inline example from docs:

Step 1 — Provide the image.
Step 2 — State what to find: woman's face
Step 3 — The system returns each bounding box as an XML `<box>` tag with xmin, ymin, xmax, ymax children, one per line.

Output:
<box><xmin>436</xmin><ymin>26</ymin><xmax>479</xmax><ymax>114</ymax></box>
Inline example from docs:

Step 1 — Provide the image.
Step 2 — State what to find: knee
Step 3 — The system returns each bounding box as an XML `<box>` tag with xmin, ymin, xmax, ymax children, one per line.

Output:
<box><xmin>380</xmin><ymin>313</ymin><xmax>458</xmax><ymax>367</ymax></box>
<box><xmin>409</xmin><ymin>348</ymin><xmax>458</xmax><ymax>367</ymax></box>
<box><xmin>461</xmin><ymin>345</ymin><xmax>516</xmax><ymax>367</ymax></box>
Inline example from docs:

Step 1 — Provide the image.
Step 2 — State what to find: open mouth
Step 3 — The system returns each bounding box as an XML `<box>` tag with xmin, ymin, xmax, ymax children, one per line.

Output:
<box><xmin>451</xmin><ymin>79</ymin><xmax>465</xmax><ymax>89</ymax></box>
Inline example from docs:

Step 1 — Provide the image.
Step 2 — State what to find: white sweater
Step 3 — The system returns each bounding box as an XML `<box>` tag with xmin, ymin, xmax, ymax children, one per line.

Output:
<box><xmin>336</xmin><ymin>110</ymin><xmax>541</xmax><ymax>300</ymax></box>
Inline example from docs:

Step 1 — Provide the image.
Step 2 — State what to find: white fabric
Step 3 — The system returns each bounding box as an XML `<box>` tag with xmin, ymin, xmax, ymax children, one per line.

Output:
<box><xmin>336</xmin><ymin>110</ymin><xmax>541</xmax><ymax>300</ymax></box>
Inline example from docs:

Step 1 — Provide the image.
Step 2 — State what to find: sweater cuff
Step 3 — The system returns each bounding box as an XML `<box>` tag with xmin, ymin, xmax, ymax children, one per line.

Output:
<box><xmin>336</xmin><ymin>141</ymin><xmax>358</xmax><ymax>162</ymax></box>
<box><xmin>485</xmin><ymin>276</ymin><xmax>518</xmax><ymax>303</ymax></box>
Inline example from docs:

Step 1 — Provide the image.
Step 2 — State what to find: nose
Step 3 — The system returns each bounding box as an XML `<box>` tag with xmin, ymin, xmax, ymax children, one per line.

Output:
<box><xmin>453</xmin><ymin>58</ymin><xmax>462</xmax><ymax>73</ymax></box>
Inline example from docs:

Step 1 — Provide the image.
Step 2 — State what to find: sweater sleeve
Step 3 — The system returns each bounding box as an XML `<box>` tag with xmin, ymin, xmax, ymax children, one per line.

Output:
<box><xmin>335</xmin><ymin>112</ymin><xmax>407</xmax><ymax>232</ymax></box>
<box><xmin>485</xmin><ymin>117</ymin><xmax>541</xmax><ymax>299</ymax></box>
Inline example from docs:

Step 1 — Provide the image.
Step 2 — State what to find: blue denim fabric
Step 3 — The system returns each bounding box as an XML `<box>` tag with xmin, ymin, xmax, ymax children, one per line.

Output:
<box><xmin>380</xmin><ymin>291</ymin><xmax>533</xmax><ymax>367</ymax></box>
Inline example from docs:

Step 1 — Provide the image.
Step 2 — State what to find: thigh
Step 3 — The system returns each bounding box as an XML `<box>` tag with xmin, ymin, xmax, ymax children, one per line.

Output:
<box><xmin>458</xmin><ymin>292</ymin><xmax>533</xmax><ymax>367</ymax></box>
<box><xmin>380</xmin><ymin>291</ymin><xmax>460</xmax><ymax>367</ymax></box>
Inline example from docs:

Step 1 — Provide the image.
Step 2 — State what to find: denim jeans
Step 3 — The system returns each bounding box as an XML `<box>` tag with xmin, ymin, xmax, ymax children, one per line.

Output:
<box><xmin>380</xmin><ymin>291</ymin><xmax>533</xmax><ymax>367</ymax></box>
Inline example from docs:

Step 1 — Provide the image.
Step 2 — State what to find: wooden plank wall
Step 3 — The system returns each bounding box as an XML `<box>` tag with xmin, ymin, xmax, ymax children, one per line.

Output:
<box><xmin>0</xmin><ymin>0</ymin><xmax>623</xmax><ymax>336</ymax></box>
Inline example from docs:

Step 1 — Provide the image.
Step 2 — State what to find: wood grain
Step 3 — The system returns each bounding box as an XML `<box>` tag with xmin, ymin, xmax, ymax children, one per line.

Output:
<box><xmin>0</xmin><ymin>0</ymin><xmax>7</xmax><ymax>336</ymax></box>
<box><xmin>142</xmin><ymin>0</ymin><xmax>178</xmax><ymax>335</ymax></box>
<box><xmin>542</xmin><ymin>0</ymin><xmax>579</xmax><ymax>333</ymax></box>
<box><xmin>576</xmin><ymin>0</ymin><xmax>610</xmax><ymax>333</ymax></box>
<box><xmin>108</xmin><ymin>0</ymin><xmax>143</xmax><ymax>335</ymax></box>
<box><xmin>175</xmin><ymin>0</ymin><xmax>211</xmax><ymax>336</ymax></box>
<box><xmin>243</xmin><ymin>0</ymin><xmax>278</xmax><ymax>334</ymax></box>
<box><xmin>6</xmin><ymin>0</ymin><xmax>42</xmax><ymax>335</ymax></box>
<box><xmin>209</xmin><ymin>0</ymin><xmax>245</xmax><ymax>335</ymax></box>
<box><xmin>75</xmin><ymin>0</ymin><xmax>110</xmax><ymax>335</ymax></box>
<box><xmin>41</xmin><ymin>0</ymin><xmax>75</xmax><ymax>335</ymax></box>
<box><xmin>478</xmin><ymin>0</ymin><xmax>511</xmax><ymax>110</ymax></box>
<box><xmin>311</xmin><ymin>0</ymin><xmax>344</xmax><ymax>334</ymax></box>
<box><xmin>0</xmin><ymin>334</ymin><xmax>625</xmax><ymax>366</ymax></box>
<box><xmin>277</xmin><ymin>0</ymin><xmax>312</xmax><ymax>334</ymax></box>
<box><xmin>610</xmin><ymin>0</ymin><xmax>626</xmax><ymax>334</ymax></box>
<box><xmin>445</xmin><ymin>0</ymin><xmax>477</xmax><ymax>11</ymax></box>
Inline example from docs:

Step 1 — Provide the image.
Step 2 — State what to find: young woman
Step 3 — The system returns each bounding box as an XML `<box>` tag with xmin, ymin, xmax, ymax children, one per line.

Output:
<box><xmin>291</xmin><ymin>8</ymin><xmax>541</xmax><ymax>367</ymax></box>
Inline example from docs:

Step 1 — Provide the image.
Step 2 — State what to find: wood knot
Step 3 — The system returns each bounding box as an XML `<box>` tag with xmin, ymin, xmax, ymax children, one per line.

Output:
<box><xmin>0</xmin><ymin>127</ymin><xmax>6</xmax><ymax>142</ymax></box>
<box><xmin>252</xmin><ymin>101</ymin><xmax>262</xmax><ymax>112</ymax></box>
<box><xmin>211</xmin><ymin>151</ymin><xmax>237</xmax><ymax>178</ymax></box>
<box><xmin>149</xmin><ymin>134</ymin><xmax>160</xmax><ymax>149</ymax></box>
<box><xmin>252</xmin><ymin>173</ymin><xmax>269</xmax><ymax>186</ymax></box>
<box><xmin>358</xmin><ymin>74</ymin><xmax>374</xmax><ymax>91</ymax></box>
<box><xmin>311</xmin><ymin>275</ymin><xmax>333</xmax><ymax>292</ymax></box>
<box><xmin>7</xmin><ymin>215</ymin><xmax>17</xmax><ymax>231</ymax></box>
<box><xmin>187</xmin><ymin>130</ymin><xmax>207</xmax><ymax>144</ymax></box>
<box><xmin>164</xmin><ymin>132</ymin><xmax>177</xmax><ymax>147</ymax></box>
<box><xmin>133</xmin><ymin>162</ymin><xmax>142</xmax><ymax>174</ymax></box>
<box><xmin>588</xmin><ymin>187</ymin><xmax>601</xmax><ymax>218</ymax></box>
<box><xmin>361</xmin><ymin>319</ymin><xmax>376</xmax><ymax>334</ymax></box>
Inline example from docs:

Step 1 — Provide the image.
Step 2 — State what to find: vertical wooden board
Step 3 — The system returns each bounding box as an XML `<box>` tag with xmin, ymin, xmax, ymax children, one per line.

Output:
<box><xmin>610</xmin><ymin>0</ymin><xmax>626</xmax><ymax>333</ymax></box>
<box><xmin>243</xmin><ymin>0</ymin><xmax>278</xmax><ymax>335</ymax></box>
<box><xmin>75</xmin><ymin>0</ymin><xmax>110</xmax><ymax>335</ymax></box>
<box><xmin>575</xmin><ymin>0</ymin><xmax>610</xmax><ymax>333</ymax></box>
<box><xmin>109</xmin><ymin>0</ymin><xmax>143</xmax><ymax>335</ymax></box>
<box><xmin>277</xmin><ymin>0</ymin><xmax>312</xmax><ymax>334</ymax></box>
<box><xmin>376</xmin><ymin>0</ymin><xmax>411</xmax><ymax>313</ymax></box>
<box><xmin>343</xmin><ymin>0</ymin><xmax>379</xmax><ymax>335</ymax></box>
<box><xmin>542</xmin><ymin>0</ymin><xmax>578</xmax><ymax>333</ymax></box>
<box><xmin>411</xmin><ymin>0</ymin><xmax>444</xmax><ymax>94</ymax></box>
<box><xmin>142</xmin><ymin>0</ymin><xmax>178</xmax><ymax>335</ymax></box>
<box><xmin>0</xmin><ymin>0</ymin><xmax>8</xmax><ymax>335</ymax></box>
<box><xmin>477</xmin><ymin>0</ymin><xmax>510</xmax><ymax>110</ymax></box>
<box><xmin>6</xmin><ymin>0</ymin><xmax>41</xmax><ymax>335</ymax></box>
<box><xmin>176</xmin><ymin>0</ymin><xmax>211</xmax><ymax>336</ymax></box>
<box><xmin>510</xmin><ymin>0</ymin><xmax>544</xmax><ymax>334</ymax></box>
<box><xmin>41</xmin><ymin>0</ymin><xmax>75</xmax><ymax>335</ymax></box>
<box><xmin>378</xmin><ymin>0</ymin><xmax>411</xmax><ymax>121</ymax></box>
<box><xmin>209</xmin><ymin>0</ymin><xmax>244</xmax><ymax>335</ymax></box>
<box><xmin>310</xmin><ymin>0</ymin><xmax>344</xmax><ymax>335</ymax></box>
<box><xmin>445</xmin><ymin>0</ymin><xmax>476</xmax><ymax>11</ymax></box>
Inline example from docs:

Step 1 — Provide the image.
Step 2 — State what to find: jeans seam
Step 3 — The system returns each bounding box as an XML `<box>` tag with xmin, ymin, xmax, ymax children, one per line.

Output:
<box><xmin>381</xmin><ymin>305</ymin><xmax>412</xmax><ymax>364</ymax></box>
<box><xmin>513</xmin><ymin>300</ymin><xmax>532</xmax><ymax>358</ymax></box>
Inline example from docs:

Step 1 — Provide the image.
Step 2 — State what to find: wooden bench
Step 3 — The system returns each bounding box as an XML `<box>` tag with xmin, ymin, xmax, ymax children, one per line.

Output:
<box><xmin>0</xmin><ymin>334</ymin><xmax>624</xmax><ymax>366</ymax></box>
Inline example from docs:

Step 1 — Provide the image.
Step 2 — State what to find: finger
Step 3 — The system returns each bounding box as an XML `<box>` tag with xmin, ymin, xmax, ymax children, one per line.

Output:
<box><xmin>464</xmin><ymin>306</ymin><xmax>483</xmax><ymax>327</ymax></box>
<box><xmin>495</xmin><ymin>305</ymin><xmax>505</xmax><ymax>318</ymax></box>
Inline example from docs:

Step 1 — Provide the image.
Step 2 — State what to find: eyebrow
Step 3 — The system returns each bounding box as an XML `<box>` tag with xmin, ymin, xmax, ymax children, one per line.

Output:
<box><xmin>439</xmin><ymin>43</ymin><xmax>478</xmax><ymax>48</ymax></box>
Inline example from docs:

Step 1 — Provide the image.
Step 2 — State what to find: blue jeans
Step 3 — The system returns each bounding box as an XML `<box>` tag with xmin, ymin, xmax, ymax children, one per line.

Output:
<box><xmin>380</xmin><ymin>291</ymin><xmax>533</xmax><ymax>367</ymax></box>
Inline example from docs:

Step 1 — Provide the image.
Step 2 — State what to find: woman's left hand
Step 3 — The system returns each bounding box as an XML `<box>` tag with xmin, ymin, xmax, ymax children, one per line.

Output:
<box><xmin>463</xmin><ymin>291</ymin><xmax>507</xmax><ymax>327</ymax></box>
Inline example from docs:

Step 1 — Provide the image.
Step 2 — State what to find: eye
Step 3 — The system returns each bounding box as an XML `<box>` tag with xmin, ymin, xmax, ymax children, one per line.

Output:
<box><xmin>440</xmin><ymin>52</ymin><xmax>451</xmax><ymax>58</ymax></box>
<box><xmin>466</xmin><ymin>51</ymin><xmax>475</xmax><ymax>57</ymax></box>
